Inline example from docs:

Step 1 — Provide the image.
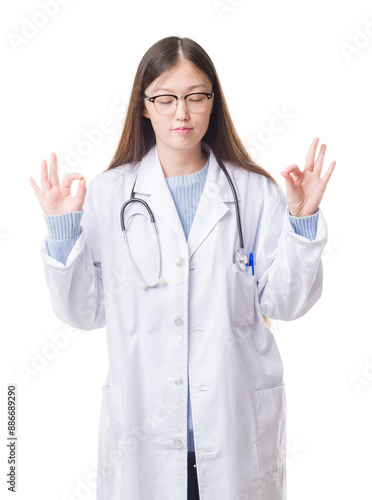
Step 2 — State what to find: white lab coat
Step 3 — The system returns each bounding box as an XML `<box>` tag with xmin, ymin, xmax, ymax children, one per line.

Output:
<box><xmin>40</xmin><ymin>142</ymin><xmax>327</xmax><ymax>500</ymax></box>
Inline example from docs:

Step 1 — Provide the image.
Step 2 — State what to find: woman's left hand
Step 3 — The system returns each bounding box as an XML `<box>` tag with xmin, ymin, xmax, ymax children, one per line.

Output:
<box><xmin>280</xmin><ymin>137</ymin><xmax>336</xmax><ymax>217</ymax></box>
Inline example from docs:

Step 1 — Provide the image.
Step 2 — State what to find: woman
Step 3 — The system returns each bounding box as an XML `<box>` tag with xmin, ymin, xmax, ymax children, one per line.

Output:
<box><xmin>30</xmin><ymin>36</ymin><xmax>335</xmax><ymax>500</ymax></box>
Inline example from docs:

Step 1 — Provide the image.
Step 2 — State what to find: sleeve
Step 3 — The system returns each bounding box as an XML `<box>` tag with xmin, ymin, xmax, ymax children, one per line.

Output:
<box><xmin>254</xmin><ymin>182</ymin><xmax>327</xmax><ymax>321</ymax></box>
<box><xmin>43</xmin><ymin>211</ymin><xmax>83</xmax><ymax>266</ymax></box>
<box><xmin>287</xmin><ymin>208</ymin><xmax>319</xmax><ymax>241</ymax></box>
<box><xmin>39</xmin><ymin>180</ymin><xmax>106</xmax><ymax>330</ymax></box>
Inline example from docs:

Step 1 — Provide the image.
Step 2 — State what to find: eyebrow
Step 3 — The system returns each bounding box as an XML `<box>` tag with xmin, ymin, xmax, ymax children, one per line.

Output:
<box><xmin>154</xmin><ymin>83</ymin><xmax>209</xmax><ymax>93</ymax></box>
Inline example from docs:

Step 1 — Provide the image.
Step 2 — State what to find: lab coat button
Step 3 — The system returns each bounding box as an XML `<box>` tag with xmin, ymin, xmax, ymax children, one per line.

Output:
<box><xmin>175</xmin><ymin>257</ymin><xmax>185</xmax><ymax>267</ymax></box>
<box><xmin>173</xmin><ymin>439</ymin><xmax>183</xmax><ymax>449</ymax></box>
<box><xmin>174</xmin><ymin>377</ymin><xmax>183</xmax><ymax>386</ymax></box>
<box><xmin>174</xmin><ymin>318</ymin><xmax>184</xmax><ymax>327</ymax></box>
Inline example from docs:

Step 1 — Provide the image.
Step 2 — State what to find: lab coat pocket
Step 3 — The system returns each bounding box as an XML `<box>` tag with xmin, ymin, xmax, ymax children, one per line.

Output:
<box><xmin>228</xmin><ymin>263</ymin><xmax>256</xmax><ymax>325</ymax></box>
<box><xmin>99</xmin><ymin>385</ymin><xmax>124</xmax><ymax>474</ymax></box>
<box><xmin>253</xmin><ymin>384</ymin><xmax>287</xmax><ymax>475</ymax></box>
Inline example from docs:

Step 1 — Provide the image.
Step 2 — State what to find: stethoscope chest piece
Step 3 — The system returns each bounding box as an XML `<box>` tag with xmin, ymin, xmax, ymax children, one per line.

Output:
<box><xmin>235</xmin><ymin>250</ymin><xmax>255</xmax><ymax>274</ymax></box>
<box><xmin>235</xmin><ymin>250</ymin><xmax>248</xmax><ymax>271</ymax></box>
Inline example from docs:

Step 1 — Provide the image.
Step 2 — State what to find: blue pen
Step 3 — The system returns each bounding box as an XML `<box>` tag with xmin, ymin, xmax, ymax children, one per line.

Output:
<box><xmin>249</xmin><ymin>252</ymin><xmax>254</xmax><ymax>275</ymax></box>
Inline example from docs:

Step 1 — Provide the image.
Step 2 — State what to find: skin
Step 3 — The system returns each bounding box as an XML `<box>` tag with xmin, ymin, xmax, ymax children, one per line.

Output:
<box><xmin>30</xmin><ymin>156</ymin><xmax>85</xmax><ymax>216</ymax></box>
<box><xmin>142</xmin><ymin>59</ymin><xmax>214</xmax><ymax>178</ymax></box>
<box><xmin>280</xmin><ymin>137</ymin><xmax>336</xmax><ymax>216</ymax></box>
<box><xmin>30</xmin><ymin>60</ymin><xmax>336</xmax><ymax>217</ymax></box>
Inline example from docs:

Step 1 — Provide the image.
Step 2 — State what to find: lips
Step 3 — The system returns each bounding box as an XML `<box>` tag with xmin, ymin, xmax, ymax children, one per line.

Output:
<box><xmin>172</xmin><ymin>127</ymin><xmax>192</xmax><ymax>135</ymax></box>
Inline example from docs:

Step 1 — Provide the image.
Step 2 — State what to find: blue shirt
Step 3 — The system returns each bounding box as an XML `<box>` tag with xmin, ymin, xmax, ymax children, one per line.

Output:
<box><xmin>43</xmin><ymin>154</ymin><xmax>319</xmax><ymax>452</ymax></box>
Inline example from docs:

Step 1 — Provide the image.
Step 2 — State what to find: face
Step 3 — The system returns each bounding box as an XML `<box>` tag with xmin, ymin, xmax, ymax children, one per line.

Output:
<box><xmin>142</xmin><ymin>59</ymin><xmax>214</xmax><ymax>153</ymax></box>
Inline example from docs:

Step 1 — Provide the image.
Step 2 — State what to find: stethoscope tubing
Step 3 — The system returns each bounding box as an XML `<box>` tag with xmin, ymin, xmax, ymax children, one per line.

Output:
<box><xmin>120</xmin><ymin>156</ymin><xmax>246</xmax><ymax>287</ymax></box>
<box><xmin>121</xmin><ymin>157</ymin><xmax>243</xmax><ymax>245</ymax></box>
<box><xmin>215</xmin><ymin>158</ymin><xmax>244</xmax><ymax>251</ymax></box>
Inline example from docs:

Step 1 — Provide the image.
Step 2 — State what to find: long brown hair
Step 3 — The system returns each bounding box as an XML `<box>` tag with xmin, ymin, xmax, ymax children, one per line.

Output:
<box><xmin>105</xmin><ymin>35</ymin><xmax>277</xmax><ymax>187</ymax></box>
<box><xmin>105</xmin><ymin>36</ymin><xmax>276</xmax><ymax>329</ymax></box>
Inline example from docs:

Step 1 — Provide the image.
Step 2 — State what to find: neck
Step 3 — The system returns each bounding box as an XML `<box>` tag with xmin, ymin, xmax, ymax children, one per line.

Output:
<box><xmin>156</xmin><ymin>143</ymin><xmax>208</xmax><ymax>178</ymax></box>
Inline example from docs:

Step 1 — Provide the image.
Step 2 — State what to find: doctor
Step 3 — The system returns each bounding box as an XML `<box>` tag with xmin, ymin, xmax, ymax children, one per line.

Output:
<box><xmin>30</xmin><ymin>36</ymin><xmax>335</xmax><ymax>500</ymax></box>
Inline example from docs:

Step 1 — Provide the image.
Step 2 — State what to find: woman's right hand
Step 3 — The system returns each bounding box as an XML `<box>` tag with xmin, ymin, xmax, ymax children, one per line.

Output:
<box><xmin>30</xmin><ymin>152</ymin><xmax>87</xmax><ymax>216</ymax></box>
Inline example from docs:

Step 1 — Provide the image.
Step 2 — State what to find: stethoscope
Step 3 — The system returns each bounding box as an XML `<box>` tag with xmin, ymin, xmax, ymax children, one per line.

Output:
<box><xmin>120</xmin><ymin>157</ymin><xmax>254</xmax><ymax>289</ymax></box>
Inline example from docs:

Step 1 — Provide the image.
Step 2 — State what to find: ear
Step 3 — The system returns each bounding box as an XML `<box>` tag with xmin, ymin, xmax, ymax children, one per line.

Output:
<box><xmin>142</xmin><ymin>107</ymin><xmax>150</xmax><ymax>119</ymax></box>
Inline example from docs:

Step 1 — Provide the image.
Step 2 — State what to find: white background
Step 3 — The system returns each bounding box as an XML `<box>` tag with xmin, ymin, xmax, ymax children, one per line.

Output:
<box><xmin>1</xmin><ymin>0</ymin><xmax>371</xmax><ymax>498</ymax></box>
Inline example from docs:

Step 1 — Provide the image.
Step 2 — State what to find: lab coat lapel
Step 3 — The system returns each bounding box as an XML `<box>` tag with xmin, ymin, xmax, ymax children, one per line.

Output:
<box><xmin>187</xmin><ymin>143</ymin><xmax>239</xmax><ymax>259</ymax></box>
<box><xmin>133</xmin><ymin>145</ymin><xmax>186</xmax><ymax>242</ymax></box>
<box><xmin>133</xmin><ymin>142</ymin><xmax>238</xmax><ymax>259</ymax></box>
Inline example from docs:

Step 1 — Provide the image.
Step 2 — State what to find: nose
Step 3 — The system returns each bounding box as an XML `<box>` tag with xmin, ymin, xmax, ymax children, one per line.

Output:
<box><xmin>174</xmin><ymin>97</ymin><xmax>189</xmax><ymax>121</ymax></box>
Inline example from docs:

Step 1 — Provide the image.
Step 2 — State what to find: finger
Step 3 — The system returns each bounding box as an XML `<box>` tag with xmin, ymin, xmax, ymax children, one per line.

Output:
<box><xmin>49</xmin><ymin>152</ymin><xmax>60</xmax><ymax>187</ymax></box>
<box><xmin>61</xmin><ymin>172</ymin><xmax>85</xmax><ymax>191</ymax></box>
<box><xmin>41</xmin><ymin>159</ymin><xmax>52</xmax><ymax>192</ymax></box>
<box><xmin>283</xmin><ymin>164</ymin><xmax>303</xmax><ymax>177</ymax></box>
<box><xmin>29</xmin><ymin>176</ymin><xmax>44</xmax><ymax>203</ymax></box>
<box><xmin>314</xmin><ymin>143</ymin><xmax>326</xmax><ymax>174</ymax></box>
<box><xmin>280</xmin><ymin>171</ymin><xmax>296</xmax><ymax>191</ymax></box>
<box><xmin>321</xmin><ymin>161</ymin><xmax>336</xmax><ymax>185</ymax></box>
<box><xmin>74</xmin><ymin>178</ymin><xmax>87</xmax><ymax>205</ymax></box>
<box><xmin>304</xmin><ymin>137</ymin><xmax>320</xmax><ymax>172</ymax></box>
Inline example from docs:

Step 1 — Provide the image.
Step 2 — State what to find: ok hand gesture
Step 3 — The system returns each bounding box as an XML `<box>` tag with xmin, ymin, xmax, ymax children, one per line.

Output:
<box><xmin>280</xmin><ymin>137</ymin><xmax>336</xmax><ymax>217</ymax></box>
<box><xmin>30</xmin><ymin>152</ymin><xmax>86</xmax><ymax>216</ymax></box>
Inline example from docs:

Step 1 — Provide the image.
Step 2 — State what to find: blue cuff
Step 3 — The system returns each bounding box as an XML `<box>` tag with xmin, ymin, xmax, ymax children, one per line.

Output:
<box><xmin>43</xmin><ymin>211</ymin><xmax>83</xmax><ymax>266</ymax></box>
<box><xmin>287</xmin><ymin>207</ymin><xmax>319</xmax><ymax>241</ymax></box>
<box><xmin>44</xmin><ymin>210</ymin><xmax>83</xmax><ymax>240</ymax></box>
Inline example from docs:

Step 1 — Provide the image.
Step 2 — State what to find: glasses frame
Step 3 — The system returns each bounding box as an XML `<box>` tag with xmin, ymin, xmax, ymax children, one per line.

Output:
<box><xmin>143</xmin><ymin>92</ymin><xmax>214</xmax><ymax>115</ymax></box>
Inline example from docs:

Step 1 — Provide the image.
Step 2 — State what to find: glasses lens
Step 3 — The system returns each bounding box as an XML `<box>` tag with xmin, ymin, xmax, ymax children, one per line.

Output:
<box><xmin>154</xmin><ymin>95</ymin><xmax>177</xmax><ymax>115</ymax></box>
<box><xmin>153</xmin><ymin>94</ymin><xmax>211</xmax><ymax>115</ymax></box>
<box><xmin>185</xmin><ymin>94</ymin><xmax>209</xmax><ymax>113</ymax></box>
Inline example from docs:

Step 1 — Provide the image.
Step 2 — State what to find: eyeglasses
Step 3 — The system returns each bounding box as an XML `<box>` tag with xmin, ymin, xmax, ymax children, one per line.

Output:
<box><xmin>143</xmin><ymin>92</ymin><xmax>214</xmax><ymax>115</ymax></box>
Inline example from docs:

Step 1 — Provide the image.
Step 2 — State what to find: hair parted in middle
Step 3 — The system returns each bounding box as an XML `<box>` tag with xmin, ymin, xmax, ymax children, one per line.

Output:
<box><xmin>105</xmin><ymin>35</ymin><xmax>277</xmax><ymax>187</ymax></box>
